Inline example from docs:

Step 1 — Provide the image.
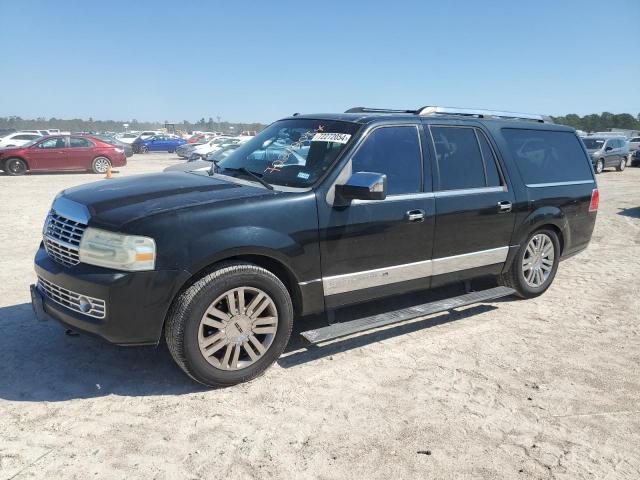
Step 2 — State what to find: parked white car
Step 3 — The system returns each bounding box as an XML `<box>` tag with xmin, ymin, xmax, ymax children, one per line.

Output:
<box><xmin>192</xmin><ymin>136</ymin><xmax>244</xmax><ymax>156</ymax></box>
<box><xmin>627</xmin><ymin>137</ymin><xmax>640</xmax><ymax>152</ymax></box>
<box><xmin>115</xmin><ymin>132</ymin><xmax>140</xmax><ymax>144</ymax></box>
<box><xmin>0</xmin><ymin>131</ymin><xmax>42</xmax><ymax>148</ymax></box>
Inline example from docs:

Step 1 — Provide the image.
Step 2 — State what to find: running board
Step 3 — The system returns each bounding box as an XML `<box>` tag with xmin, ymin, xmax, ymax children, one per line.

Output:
<box><xmin>300</xmin><ymin>286</ymin><xmax>515</xmax><ymax>344</ymax></box>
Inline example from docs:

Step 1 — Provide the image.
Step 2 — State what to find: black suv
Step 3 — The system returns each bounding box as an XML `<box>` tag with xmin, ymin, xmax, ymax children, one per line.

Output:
<box><xmin>31</xmin><ymin>106</ymin><xmax>598</xmax><ymax>387</ymax></box>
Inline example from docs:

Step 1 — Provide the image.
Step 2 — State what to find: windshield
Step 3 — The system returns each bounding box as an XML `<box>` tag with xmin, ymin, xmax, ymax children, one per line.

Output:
<box><xmin>217</xmin><ymin>119</ymin><xmax>360</xmax><ymax>188</ymax></box>
<box><xmin>581</xmin><ymin>138</ymin><xmax>605</xmax><ymax>149</ymax></box>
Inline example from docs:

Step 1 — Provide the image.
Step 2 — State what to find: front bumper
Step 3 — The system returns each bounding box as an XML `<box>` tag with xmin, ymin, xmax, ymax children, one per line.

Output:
<box><xmin>33</xmin><ymin>245</ymin><xmax>190</xmax><ymax>345</ymax></box>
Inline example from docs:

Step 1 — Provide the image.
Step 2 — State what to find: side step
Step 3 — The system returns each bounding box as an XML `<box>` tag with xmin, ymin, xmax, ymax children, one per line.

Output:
<box><xmin>300</xmin><ymin>286</ymin><xmax>515</xmax><ymax>344</ymax></box>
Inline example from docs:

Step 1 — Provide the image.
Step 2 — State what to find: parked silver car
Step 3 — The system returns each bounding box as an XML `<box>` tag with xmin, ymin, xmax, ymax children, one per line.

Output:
<box><xmin>581</xmin><ymin>136</ymin><xmax>628</xmax><ymax>173</ymax></box>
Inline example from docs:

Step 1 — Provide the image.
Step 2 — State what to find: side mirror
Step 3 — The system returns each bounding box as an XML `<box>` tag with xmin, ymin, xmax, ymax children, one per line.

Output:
<box><xmin>605</xmin><ymin>146</ymin><xmax>613</xmax><ymax>151</ymax></box>
<box><xmin>334</xmin><ymin>172</ymin><xmax>387</xmax><ymax>206</ymax></box>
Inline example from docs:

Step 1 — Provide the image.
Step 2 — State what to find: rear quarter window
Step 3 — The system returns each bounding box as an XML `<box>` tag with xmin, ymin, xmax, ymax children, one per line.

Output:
<box><xmin>502</xmin><ymin>129</ymin><xmax>593</xmax><ymax>184</ymax></box>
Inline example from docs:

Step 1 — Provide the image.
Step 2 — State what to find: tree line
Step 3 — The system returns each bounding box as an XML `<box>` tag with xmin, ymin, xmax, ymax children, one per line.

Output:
<box><xmin>0</xmin><ymin>116</ymin><xmax>267</xmax><ymax>134</ymax></box>
<box><xmin>550</xmin><ymin>112</ymin><xmax>640</xmax><ymax>132</ymax></box>
<box><xmin>1</xmin><ymin>112</ymin><xmax>639</xmax><ymax>134</ymax></box>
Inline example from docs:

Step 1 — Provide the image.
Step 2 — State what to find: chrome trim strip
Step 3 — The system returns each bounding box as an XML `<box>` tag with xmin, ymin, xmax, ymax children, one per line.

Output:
<box><xmin>431</xmin><ymin>246</ymin><xmax>508</xmax><ymax>275</ymax></box>
<box><xmin>323</xmin><ymin>259</ymin><xmax>432</xmax><ymax>296</ymax></box>
<box><xmin>433</xmin><ymin>186</ymin><xmax>507</xmax><ymax>197</ymax></box>
<box><xmin>419</xmin><ymin>106</ymin><xmax>549</xmax><ymax>123</ymax></box>
<box><xmin>525</xmin><ymin>180</ymin><xmax>595</xmax><ymax>188</ymax></box>
<box><xmin>298</xmin><ymin>279</ymin><xmax>322</xmax><ymax>286</ymax></box>
<box><xmin>322</xmin><ymin>246</ymin><xmax>509</xmax><ymax>296</ymax></box>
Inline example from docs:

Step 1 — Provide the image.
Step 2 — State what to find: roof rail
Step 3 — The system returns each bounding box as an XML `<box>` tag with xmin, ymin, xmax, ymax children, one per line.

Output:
<box><xmin>418</xmin><ymin>106</ymin><xmax>552</xmax><ymax>123</ymax></box>
<box><xmin>345</xmin><ymin>107</ymin><xmax>419</xmax><ymax>114</ymax></box>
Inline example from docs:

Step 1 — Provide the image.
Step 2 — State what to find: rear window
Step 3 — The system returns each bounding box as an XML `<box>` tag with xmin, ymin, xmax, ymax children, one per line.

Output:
<box><xmin>502</xmin><ymin>129</ymin><xmax>593</xmax><ymax>184</ymax></box>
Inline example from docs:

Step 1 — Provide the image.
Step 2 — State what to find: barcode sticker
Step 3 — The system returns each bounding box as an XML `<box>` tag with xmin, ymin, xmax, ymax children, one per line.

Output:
<box><xmin>311</xmin><ymin>133</ymin><xmax>351</xmax><ymax>144</ymax></box>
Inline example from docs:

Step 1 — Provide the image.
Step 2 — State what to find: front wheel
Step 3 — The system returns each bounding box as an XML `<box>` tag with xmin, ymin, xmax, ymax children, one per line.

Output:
<box><xmin>165</xmin><ymin>262</ymin><xmax>294</xmax><ymax>387</ymax></box>
<box><xmin>616</xmin><ymin>157</ymin><xmax>626</xmax><ymax>172</ymax></box>
<box><xmin>139</xmin><ymin>145</ymin><xmax>148</xmax><ymax>154</ymax></box>
<box><xmin>4</xmin><ymin>157</ymin><xmax>27</xmax><ymax>176</ymax></box>
<box><xmin>500</xmin><ymin>229</ymin><xmax>560</xmax><ymax>298</ymax></box>
<box><xmin>595</xmin><ymin>158</ymin><xmax>604</xmax><ymax>174</ymax></box>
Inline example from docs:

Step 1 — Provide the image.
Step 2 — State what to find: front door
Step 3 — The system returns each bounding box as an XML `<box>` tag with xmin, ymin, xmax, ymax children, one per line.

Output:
<box><xmin>27</xmin><ymin>136</ymin><xmax>68</xmax><ymax>170</ymax></box>
<box><xmin>426</xmin><ymin>124</ymin><xmax>516</xmax><ymax>287</ymax></box>
<box><xmin>317</xmin><ymin>124</ymin><xmax>436</xmax><ymax>308</ymax></box>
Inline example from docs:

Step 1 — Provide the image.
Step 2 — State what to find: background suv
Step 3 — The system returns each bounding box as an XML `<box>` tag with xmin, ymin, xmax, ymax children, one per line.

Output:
<box><xmin>581</xmin><ymin>136</ymin><xmax>628</xmax><ymax>173</ymax></box>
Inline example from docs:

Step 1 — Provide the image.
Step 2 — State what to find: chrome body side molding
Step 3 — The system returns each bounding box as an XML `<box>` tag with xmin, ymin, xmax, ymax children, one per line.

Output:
<box><xmin>319</xmin><ymin>246</ymin><xmax>509</xmax><ymax>296</ymax></box>
<box><xmin>525</xmin><ymin>180</ymin><xmax>594</xmax><ymax>188</ymax></box>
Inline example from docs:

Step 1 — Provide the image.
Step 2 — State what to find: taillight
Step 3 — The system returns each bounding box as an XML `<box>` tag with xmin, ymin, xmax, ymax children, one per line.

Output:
<box><xmin>589</xmin><ymin>188</ymin><xmax>599</xmax><ymax>212</ymax></box>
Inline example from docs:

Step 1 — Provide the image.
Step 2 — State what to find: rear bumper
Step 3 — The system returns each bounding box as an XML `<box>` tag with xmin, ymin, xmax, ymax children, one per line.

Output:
<box><xmin>33</xmin><ymin>245</ymin><xmax>190</xmax><ymax>345</ymax></box>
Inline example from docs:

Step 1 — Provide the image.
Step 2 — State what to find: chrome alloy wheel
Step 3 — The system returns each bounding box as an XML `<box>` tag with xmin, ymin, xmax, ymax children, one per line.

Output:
<box><xmin>198</xmin><ymin>287</ymin><xmax>278</xmax><ymax>370</ymax></box>
<box><xmin>93</xmin><ymin>157</ymin><xmax>110</xmax><ymax>173</ymax></box>
<box><xmin>522</xmin><ymin>233</ymin><xmax>555</xmax><ymax>288</ymax></box>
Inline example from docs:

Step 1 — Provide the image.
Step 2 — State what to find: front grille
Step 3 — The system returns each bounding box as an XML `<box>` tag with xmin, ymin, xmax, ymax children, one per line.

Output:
<box><xmin>37</xmin><ymin>276</ymin><xmax>106</xmax><ymax>319</ymax></box>
<box><xmin>43</xmin><ymin>211</ymin><xmax>87</xmax><ymax>267</ymax></box>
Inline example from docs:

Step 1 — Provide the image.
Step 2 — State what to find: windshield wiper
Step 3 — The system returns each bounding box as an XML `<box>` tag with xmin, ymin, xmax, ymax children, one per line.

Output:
<box><xmin>222</xmin><ymin>167</ymin><xmax>274</xmax><ymax>190</ymax></box>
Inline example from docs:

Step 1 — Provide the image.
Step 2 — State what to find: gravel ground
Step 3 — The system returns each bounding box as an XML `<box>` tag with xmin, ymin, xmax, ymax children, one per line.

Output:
<box><xmin>1</xmin><ymin>154</ymin><xmax>639</xmax><ymax>480</ymax></box>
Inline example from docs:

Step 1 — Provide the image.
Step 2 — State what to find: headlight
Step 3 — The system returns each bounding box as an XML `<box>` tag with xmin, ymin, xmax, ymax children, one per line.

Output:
<box><xmin>79</xmin><ymin>227</ymin><xmax>156</xmax><ymax>271</ymax></box>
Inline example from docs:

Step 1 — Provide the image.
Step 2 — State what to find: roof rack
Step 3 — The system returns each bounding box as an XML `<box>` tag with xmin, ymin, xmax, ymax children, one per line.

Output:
<box><xmin>345</xmin><ymin>107</ymin><xmax>419</xmax><ymax>114</ymax></box>
<box><xmin>344</xmin><ymin>106</ymin><xmax>552</xmax><ymax>123</ymax></box>
<box><xmin>418</xmin><ymin>106</ymin><xmax>552</xmax><ymax>123</ymax></box>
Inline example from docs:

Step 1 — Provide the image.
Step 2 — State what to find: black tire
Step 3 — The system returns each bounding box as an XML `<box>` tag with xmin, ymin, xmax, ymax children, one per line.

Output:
<box><xmin>140</xmin><ymin>145</ymin><xmax>148</xmax><ymax>154</ymax></box>
<box><xmin>616</xmin><ymin>157</ymin><xmax>626</xmax><ymax>172</ymax></box>
<box><xmin>595</xmin><ymin>158</ymin><xmax>604</xmax><ymax>174</ymax></box>
<box><xmin>165</xmin><ymin>261</ymin><xmax>294</xmax><ymax>387</ymax></box>
<box><xmin>500</xmin><ymin>228</ymin><xmax>561</xmax><ymax>298</ymax></box>
<box><xmin>91</xmin><ymin>156</ymin><xmax>111</xmax><ymax>174</ymax></box>
<box><xmin>4</xmin><ymin>157</ymin><xmax>27</xmax><ymax>176</ymax></box>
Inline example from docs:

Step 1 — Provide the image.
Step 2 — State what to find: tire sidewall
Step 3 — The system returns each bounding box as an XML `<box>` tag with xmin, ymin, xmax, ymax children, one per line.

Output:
<box><xmin>181</xmin><ymin>269</ymin><xmax>293</xmax><ymax>386</ymax></box>
<box><xmin>619</xmin><ymin>158</ymin><xmax>626</xmax><ymax>171</ymax></box>
<box><xmin>5</xmin><ymin>158</ymin><xmax>27</xmax><ymax>176</ymax></box>
<box><xmin>513</xmin><ymin>229</ymin><xmax>561</xmax><ymax>297</ymax></box>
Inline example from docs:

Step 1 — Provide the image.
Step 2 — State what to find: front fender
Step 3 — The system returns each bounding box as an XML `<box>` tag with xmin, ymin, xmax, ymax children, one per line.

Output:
<box><xmin>185</xmin><ymin>226</ymin><xmax>304</xmax><ymax>279</ymax></box>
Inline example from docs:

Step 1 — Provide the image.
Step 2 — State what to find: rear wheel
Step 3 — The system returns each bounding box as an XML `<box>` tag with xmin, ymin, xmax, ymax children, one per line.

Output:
<box><xmin>595</xmin><ymin>158</ymin><xmax>604</xmax><ymax>174</ymax></box>
<box><xmin>4</xmin><ymin>158</ymin><xmax>27</xmax><ymax>176</ymax></box>
<box><xmin>165</xmin><ymin>262</ymin><xmax>293</xmax><ymax>387</ymax></box>
<box><xmin>616</xmin><ymin>157</ymin><xmax>626</xmax><ymax>172</ymax></box>
<box><xmin>500</xmin><ymin>229</ymin><xmax>560</xmax><ymax>298</ymax></box>
<box><xmin>91</xmin><ymin>156</ymin><xmax>111</xmax><ymax>174</ymax></box>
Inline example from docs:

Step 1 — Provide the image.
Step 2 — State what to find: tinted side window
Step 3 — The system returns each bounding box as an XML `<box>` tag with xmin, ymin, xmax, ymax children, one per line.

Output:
<box><xmin>477</xmin><ymin>131</ymin><xmax>502</xmax><ymax>187</ymax></box>
<box><xmin>502</xmin><ymin>129</ymin><xmax>593</xmax><ymax>184</ymax></box>
<box><xmin>431</xmin><ymin>127</ymin><xmax>485</xmax><ymax>190</ymax></box>
<box><xmin>38</xmin><ymin>138</ymin><xmax>65</xmax><ymax>149</ymax></box>
<box><xmin>351</xmin><ymin>126</ymin><xmax>422</xmax><ymax>195</ymax></box>
<box><xmin>69</xmin><ymin>137</ymin><xmax>93</xmax><ymax>148</ymax></box>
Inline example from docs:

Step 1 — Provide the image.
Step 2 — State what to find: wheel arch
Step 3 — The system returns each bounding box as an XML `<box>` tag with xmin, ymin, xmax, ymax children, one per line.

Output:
<box><xmin>513</xmin><ymin>206</ymin><xmax>569</xmax><ymax>255</ymax></box>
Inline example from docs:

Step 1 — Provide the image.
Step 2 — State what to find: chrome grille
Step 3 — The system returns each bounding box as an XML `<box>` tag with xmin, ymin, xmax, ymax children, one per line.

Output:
<box><xmin>43</xmin><ymin>211</ymin><xmax>87</xmax><ymax>267</ymax></box>
<box><xmin>37</xmin><ymin>276</ymin><xmax>106</xmax><ymax>319</ymax></box>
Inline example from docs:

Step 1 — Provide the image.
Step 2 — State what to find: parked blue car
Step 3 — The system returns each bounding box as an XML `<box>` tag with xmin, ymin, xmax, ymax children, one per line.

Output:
<box><xmin>134</xmin><ymin>135</ymin><xmax>186</xmax><ymax>153</ymax></box>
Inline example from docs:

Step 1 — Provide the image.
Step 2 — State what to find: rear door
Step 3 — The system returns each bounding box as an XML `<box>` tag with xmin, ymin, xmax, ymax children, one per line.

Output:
<box><xmin>26</xmin><ymin>136</ymin><xmax>68</xmax><ymax>170</ymax></box>
<box><xmin>67</xmin><ymin>137</ymin><xmax>97</xmax><ymax>169</ymax></box>
<box><xmin>426</xmin><ymin>123</ymin><xmax>516</xmax><ymax>286</ymax></box>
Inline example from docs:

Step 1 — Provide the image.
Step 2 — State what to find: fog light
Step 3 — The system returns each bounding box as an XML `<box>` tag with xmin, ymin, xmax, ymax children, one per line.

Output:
<box><xmin>78</xmin><ymin>296</ymin><xmax>92</xmax><ymax>313</ymax></box>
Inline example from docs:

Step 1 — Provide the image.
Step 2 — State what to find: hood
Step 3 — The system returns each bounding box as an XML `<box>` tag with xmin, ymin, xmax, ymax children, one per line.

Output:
<box><xmin>163</xmin><ymin>160</ymin><xmax>210</xmax><ymax>172</ymax></box>
<box><xmin>60</xmin><ymin>172</ymin><xmax>273</xmax><ymax>229</ymax></box>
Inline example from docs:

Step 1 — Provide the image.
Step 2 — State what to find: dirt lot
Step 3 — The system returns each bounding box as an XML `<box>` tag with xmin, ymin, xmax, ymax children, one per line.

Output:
<box><xmin>1</xmin><ymin>154</ymin><xmax>639</xmax><ymax>480</ymax></box>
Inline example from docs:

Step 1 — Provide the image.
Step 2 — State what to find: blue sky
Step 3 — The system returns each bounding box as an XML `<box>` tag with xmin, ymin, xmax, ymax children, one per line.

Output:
<box><xmin>1</xmin><ymin>0</ymin><xmax>638</xmax><ymax>124</ymax></box>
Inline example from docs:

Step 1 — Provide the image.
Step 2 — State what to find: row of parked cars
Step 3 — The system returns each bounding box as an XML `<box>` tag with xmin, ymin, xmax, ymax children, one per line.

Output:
<box><xmin>580</xmin><ymin>134</ymin><xmax>640</xmax><ymax>173</ymax></box>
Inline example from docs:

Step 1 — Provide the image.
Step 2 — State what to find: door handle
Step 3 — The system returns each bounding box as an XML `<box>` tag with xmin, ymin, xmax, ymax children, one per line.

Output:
<box><xmin>497</xmin><ymin>201</ymin><xmax>512</xmax><ymax>213</ymax></box>
<box><xmin>406</xmin><ymin>209</ymin><xmax>425</xmax><ymax>222</ymax></box>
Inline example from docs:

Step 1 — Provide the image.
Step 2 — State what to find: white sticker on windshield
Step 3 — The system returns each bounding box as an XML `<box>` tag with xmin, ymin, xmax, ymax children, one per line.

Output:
<box><xmin>297</xmin><ymin>172</ymin><xmax>310</xmax><ymax>180</ymax></box>
<box><xmin>311</xmin><ymin>133</ymin><xmax>351</xmax><ymax>144</ymax></box>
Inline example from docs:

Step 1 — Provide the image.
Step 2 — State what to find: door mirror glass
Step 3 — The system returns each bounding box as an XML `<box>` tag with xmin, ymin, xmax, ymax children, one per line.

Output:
<box><xmin>605</xmin><ymin>145</ymin><xmax>613</xmax><ymax>151</ymax></box>
<box><xmin>335</xmin><ymin>172</ymin><xmax>387</xmax><ymax>206</ymax></box>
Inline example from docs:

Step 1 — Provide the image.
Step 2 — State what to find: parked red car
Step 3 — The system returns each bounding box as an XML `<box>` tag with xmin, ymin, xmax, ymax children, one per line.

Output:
<box><xmin>0</xmin><ymin>135</ymin><xmax>127</xmax><ymax>176</ymax></box>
